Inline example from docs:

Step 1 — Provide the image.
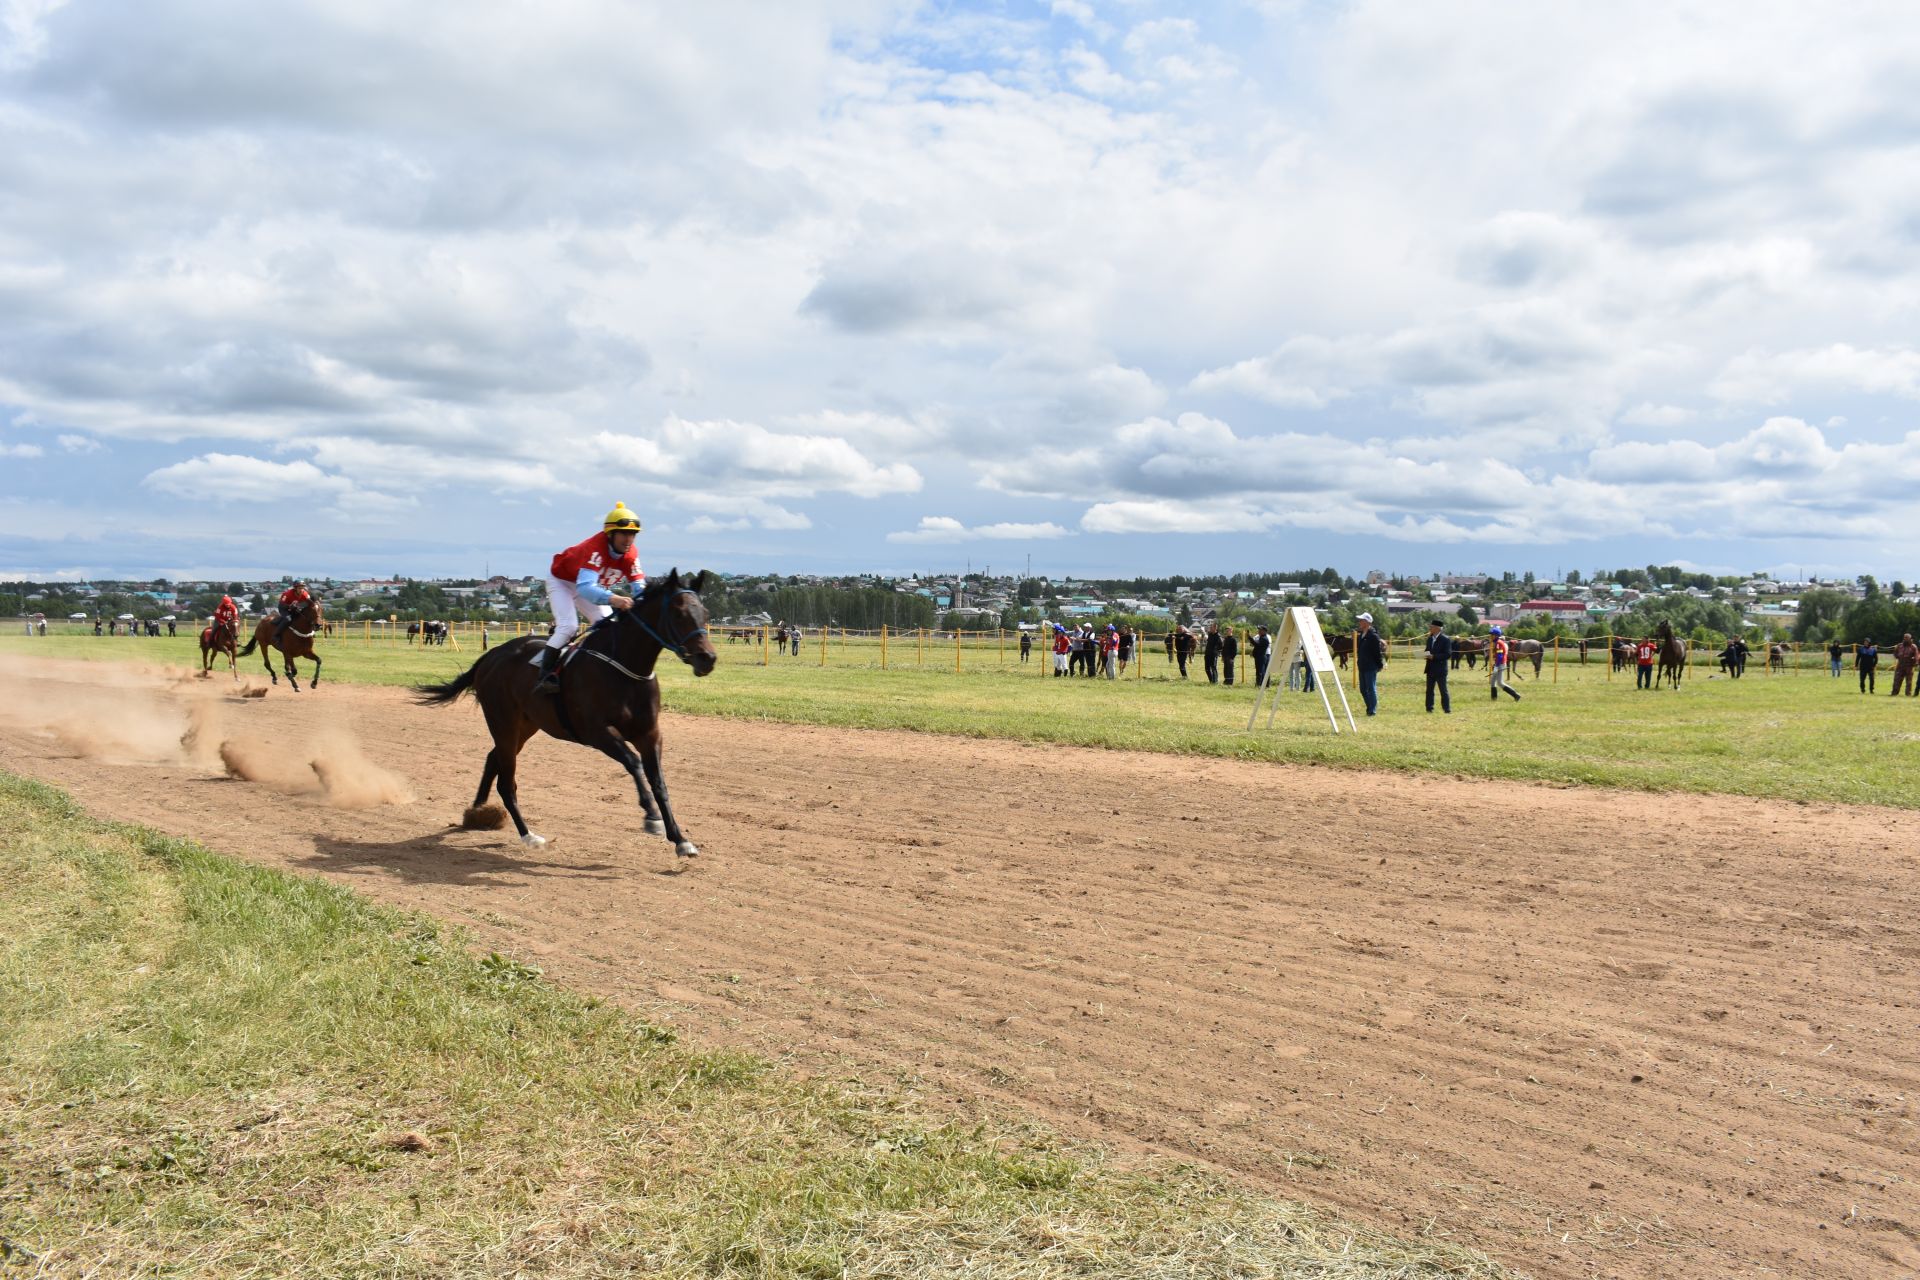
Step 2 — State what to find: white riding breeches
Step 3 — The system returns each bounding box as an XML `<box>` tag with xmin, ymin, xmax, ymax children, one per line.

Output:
<box><xmin>543</xmin><ymin>574</ymin><xmax>611</xmax><ymax>651</ymax></box>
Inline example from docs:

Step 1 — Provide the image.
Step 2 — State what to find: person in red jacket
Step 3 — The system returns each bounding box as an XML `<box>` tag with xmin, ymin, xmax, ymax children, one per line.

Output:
<box><xmin>213</xmin><ymin>594</ymin><xmax>240</xmax><ymax>639</ymax></box>
<box><xmin>1636</xmin><ymin>635</ymin><xmax>1656</xmax><ymax>690</ymax></box>
<box><xmin>1051</xmin><ymin>623</ymin><xmax>1070</xmax><ymax>677</ymax></box>
<box><xmin>533</xmin><ymin>502</ymin><xmax>645</xmax><ymax>692</ymax></box>
<box><xmin>271</xmin><ymin>582</ymin><xmax>312</xmax><ymax>641</ymax></box>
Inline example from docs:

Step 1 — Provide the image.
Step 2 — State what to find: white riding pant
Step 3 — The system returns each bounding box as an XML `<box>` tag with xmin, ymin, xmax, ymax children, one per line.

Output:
<box><xmin>543</xmin><ymin>575</ymin><xmax>610</xmax><ymax>651</ymax></box>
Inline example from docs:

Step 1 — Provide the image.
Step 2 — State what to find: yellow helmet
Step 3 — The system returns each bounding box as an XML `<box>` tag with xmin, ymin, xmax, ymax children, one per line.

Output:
<box><xmin>602</xmin><ymin>501</ymin><xmax>643</xmax><ymax>533</ymax></box>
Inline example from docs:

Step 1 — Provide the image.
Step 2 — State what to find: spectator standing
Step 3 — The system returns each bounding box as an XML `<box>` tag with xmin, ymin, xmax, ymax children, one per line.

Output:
<box><xmin>1859</xmin><ymin>638</ymin><xmax>1879</xmax><ymax>693</ymax></box>
<box><xmin>1051</xmin><ymin>623</ymin><xmax>1070</xmax><ymax>676</ymax></box>
<box><xmin>1019</xmin><ymin>631</ymin><xmax>1032</xmax><ymax>663</ymax></box>
<box><xmin>1635</xmin><ymin>635</ymin><xmax>1656</xmax><ymax>690</ymax></box>
<box><xmin>1175</xmin><ymin>625</ymin><xmax>1196</xmax><ymax>679</ymax></box>
<box><xmin>1490</xmin><ymin>626</ymin><xmax>1522</xmax><ymax>702</ymax></box>
<box><xmin>1828</xmin><ymin>640</ymin><xmax>1844</xmax><ymax>678</ymax></box>
<box><xmin>1423</xmin><ymin>619</ymin><xmax>1452</xmax><ymax>714</ymax></box>
<box><xmin>1250</xmin><ymin>625</ymin><xmax>1272</xmax><ymax>687</ymax></box>
<box><xmin>1117</xmin><ymin>625</ymin><xmax>1134</xmax><ymax>677</ymax></box>
<box><xmin>1354</xmin><ymin>612</ymin><xmax>1387</xmax><ymax>716</ymax></box>
<box><xmin>1204</xmin><ymin>622</ymin><xmax>1222</xmax><ymax>684</ymax></box>
<box><xmin>791</xmin><ymin>624</ymin><xmax>803</xmax><ymax>657</ymax></box>
<box><xmin>1102</xmin><ymin>624</ymin><xmax>1119</xmax><ymax>679</ymax></box>
<box><xmin>1892</xmin><ymin>633</ymin><xmax>1919</xmax><ymax>697</ymax></box>
<box><xmin>1164</xmin><ymin>630</ymin><xmax>1175</xmax><ymax>666</ymax></box>
<box><xmin>1221</xmin><ymin>627</ymin><xmax>1238</xmax><ymax>686</ymax></box>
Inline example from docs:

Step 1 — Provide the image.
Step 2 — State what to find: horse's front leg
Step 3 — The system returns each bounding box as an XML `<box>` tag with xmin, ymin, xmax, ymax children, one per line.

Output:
<box><xmin>639</xmin><ymin>743</ymin><xmax>696</xmax><ymax>858</ymax></box>
<box><xmin>284</xmin><ymin>653</ymin><xmax>301</xmax><ymax>692</ymax></box>
<box><xmin>309</xmin><ymin>652</ymin><xmax>322</xmax><ymax>688</ymax></box>
<box><xmin>591</xmin><ymin>731</ymin><xmax>667</xmax><ymax>841</ymax></box>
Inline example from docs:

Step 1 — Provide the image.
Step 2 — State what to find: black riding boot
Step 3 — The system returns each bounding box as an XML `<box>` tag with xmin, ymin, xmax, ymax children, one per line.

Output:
<box><xmin>533</xmin><ymin>645</ymin><xmax>562</xmax><ymax>694</ymax></box>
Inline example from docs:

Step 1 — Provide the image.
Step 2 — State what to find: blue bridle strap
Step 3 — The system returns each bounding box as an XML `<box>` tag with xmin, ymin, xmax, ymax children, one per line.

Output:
<box><xmin>628</xmin><ymin>588</ymin><xmax>708</xmax><ymax>660</ymax></box>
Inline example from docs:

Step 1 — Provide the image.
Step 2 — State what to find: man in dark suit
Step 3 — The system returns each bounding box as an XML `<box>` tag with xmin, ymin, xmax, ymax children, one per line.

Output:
<box><xmin>1354</xmin><ymin>612</ymin><xmax>1388</xmax><ymax>716</ymax></box>
<box><xmin>1424</xmin><ymin>619</ymin><xmax>1452</xmax><ymax>714</ymax></box>
<box><xmin>1204</xmin><ymin>622</ymin><xmax>1222</xmax><ymax>683</ymax></box>
<box><xmin>1221</xmin><ymin>626</ymin><xmax>1238</xmax><ymax>685</ymax></box>
<box><xmin>1250</xmin><ymin>625</ymin><xmax>1272</xmax><ymax>687</ymax></box>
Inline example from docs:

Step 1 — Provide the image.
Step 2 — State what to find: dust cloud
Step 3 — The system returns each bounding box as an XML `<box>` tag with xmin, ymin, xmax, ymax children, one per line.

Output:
<box><xmin>0</xmin><ymin>656</ymin><xmax>412</xmax><ymax>809</ymax></box>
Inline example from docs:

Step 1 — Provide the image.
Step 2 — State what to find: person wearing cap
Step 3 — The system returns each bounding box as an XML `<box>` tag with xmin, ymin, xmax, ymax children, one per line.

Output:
<box><xmin>533</xmin><ymin>501</ymin><xmax>645</xmax><ymax>693</ymax></box>
<box><xmin>1354</xmin><ymin>612</ymin><xmax>1387</xmax><ymax>716</ymax></box>
<box><xmin>1250</xmin><ymin>624</ymin><xmax>1272</xmax><ymax>687</ymax></box>
<box><xmin>1101</xmin><ymin>623</ymin><xmax>1120</xmax><ymax>679</ymax></box>
<box><xmin>1423</xmin><ymin>618</ymin><xmax>1452</xmax><ymax>714</ymax></box>
<box><xmin>1489</xmin><ymin>625</ymin><xmax>1521</xmax><ymax>702</ymax></box>
<box><xmin>1220</xmin><ymin>624</ymin><xmax>1238</xmax><ymax>686</ymax></box>
<box><xmin>1051</xmin><ymin>623</ymin><xmax>1071</xmax><ymax>676</ymax></box>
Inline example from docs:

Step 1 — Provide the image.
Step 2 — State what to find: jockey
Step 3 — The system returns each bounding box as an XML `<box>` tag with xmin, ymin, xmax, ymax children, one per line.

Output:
<box><xmin>213</xmin><ymin>594</ymin><xmax>239</xmax><ymax>636</ymax></box>
<box><xmin>273</xmin><ymin>582</ymin><xmax>312</xmax><ymax>639</ymax></box>
<box><xmin>533</xmin><ymin>501</ymin><xmax>644</xmax><ymax>693</ymax></box>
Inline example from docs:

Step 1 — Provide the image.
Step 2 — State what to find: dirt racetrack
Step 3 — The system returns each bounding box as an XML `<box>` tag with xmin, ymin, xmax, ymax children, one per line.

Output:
<box><xmin>2</xmin><ymin>656</ymin><xmax>1917</xmax><ymax>1280</ymax></box>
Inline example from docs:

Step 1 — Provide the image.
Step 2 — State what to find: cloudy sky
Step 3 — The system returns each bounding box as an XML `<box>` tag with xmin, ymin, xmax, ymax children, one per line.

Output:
<box><xmin>3</xmin><ymin>0</ymin><xmax>1919</xmax><ymax>583</ymax></box>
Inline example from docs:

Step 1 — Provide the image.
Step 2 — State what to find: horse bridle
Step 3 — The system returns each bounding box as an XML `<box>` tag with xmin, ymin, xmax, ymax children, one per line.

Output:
<box><xmin>614</xmin><ymin>587</ymin><xmax>706</xmax><ymax>667</ymax></box>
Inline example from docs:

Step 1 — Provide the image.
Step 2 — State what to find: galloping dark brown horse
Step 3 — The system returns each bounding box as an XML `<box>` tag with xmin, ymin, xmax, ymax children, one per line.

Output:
<box><xmin>199</xmin><ymin>618</ymin><xmax>238</xmax><ymax>679</ymax></box>
<box><xmin>238</xmin><ymin>600</ymin><xmax>325</xmax><ymax>691</ymax></box>
<box><xmin>415</xmin><ymin>570</ymin><xmax>718</xmax><ymax>858</ymax></box>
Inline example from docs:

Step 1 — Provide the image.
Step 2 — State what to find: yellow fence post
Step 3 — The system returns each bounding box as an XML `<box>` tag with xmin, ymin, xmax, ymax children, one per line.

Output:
<box><xmin>881</xmin><ymin>623</ymin><xmax>888</xmax><ymax>669</ymax></box>
<box><xmin>918</xmin><ymin>627</ymin><xmax>925</xmax><ymax>667</ymax></box>
<box><xmin>762</xmin><ymin>625</ymin><xmax>769</xmax><ymax>667</ymax></box>
<box><xmin>1553</xmin><ymin>636</ymin><xmax>1559</xmax><ymax>684</ymax></box>
<box><xmin>954</xmin><ymin>628</ymin><xmax>962</xmax><ymax>674</ymax></box>
<box><xmin>998</xmin><ymin>627</ymin><xmax>1005</xmax><ymax>666</ymax></box>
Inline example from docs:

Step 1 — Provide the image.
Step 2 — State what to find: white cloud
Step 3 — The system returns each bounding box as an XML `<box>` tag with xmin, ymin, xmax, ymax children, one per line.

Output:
<box><xmin>886</xmin><ymin>516</ymin><xmax>1072</xmax><ymax>543</ymax></box>
<box><xmin>7</xmin><ymin>1</ymin><xmax>1920</xmax><ymax>573</ymax></box>
<box><xmin>591</xmin><ymin>417</ymin><xmax>920</xmax><ymax>499</ymax></box>
<box><xmin>56</xmin><ymin>433</ymin><xmax>102</xmax><ymax>452</ymax></box>
<box><xmin>144</xmin><ymin>454</ymin><xmax>354</xmax><ymax>503</ymax></box>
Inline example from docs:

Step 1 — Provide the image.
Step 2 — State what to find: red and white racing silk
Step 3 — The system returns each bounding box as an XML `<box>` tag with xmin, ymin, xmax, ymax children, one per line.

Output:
<box><xmin>550</xmin><ymin>532</ymin><xmax>641</xmax><ymax>593</ymax></box>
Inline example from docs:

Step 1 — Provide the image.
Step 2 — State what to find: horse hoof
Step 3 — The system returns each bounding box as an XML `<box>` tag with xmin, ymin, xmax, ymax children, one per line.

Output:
<box><xmin>644</xmin><ymin>818</ymin><xmax>666</xmax><ymax>837</ymax></box>
<box><xmin>675</xmin><ymin>841</ymin><xmax>700</xmax><ymax>858</ymax></box>
<box><xmin>521</xmin><ymin>832</ymin><xmax>548</xmax><ymax>849</ymax></box>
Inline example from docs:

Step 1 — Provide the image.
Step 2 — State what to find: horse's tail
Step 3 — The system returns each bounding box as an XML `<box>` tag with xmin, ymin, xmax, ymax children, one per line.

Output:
<box><xmin>237</xmin><ymin>631</ymin><xmax>259</xmax><ymax>658</ymax></box>
<box><xmin>415</xmin><ymin>656</ymin><xmax>484</xmax><ymax>706</ymax></box>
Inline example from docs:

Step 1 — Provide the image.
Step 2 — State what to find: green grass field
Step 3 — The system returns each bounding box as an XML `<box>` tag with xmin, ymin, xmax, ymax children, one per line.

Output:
<box><xmin>5</xmin><ymin>628</ymin><xmax>1917</xmax><ymax>808</ymax></box>
<box><xmin>0</xmin><ymin>770</ymin><xmax>1511</xmax><ymax>1278</ymax></box>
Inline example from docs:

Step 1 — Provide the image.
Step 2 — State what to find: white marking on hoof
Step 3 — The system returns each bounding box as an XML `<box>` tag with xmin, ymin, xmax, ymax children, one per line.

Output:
<box><xmin>675</xmin><ymin>840</ymin><xmax>699</xmax><ymax>858</ymax></box>
<box><xmin>644</xmin><ymin>818</ymin><xmax>666</xmax><ymax>837</ymax></box>
<box><xmin>521</xmin><ymin>832</ymin><xmax>548</xmax><ymax>848</ymax></box>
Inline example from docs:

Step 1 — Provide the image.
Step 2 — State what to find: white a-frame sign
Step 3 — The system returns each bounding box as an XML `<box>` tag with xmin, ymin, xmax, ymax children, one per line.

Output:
<box><xmin>1247</xmin><ymin>606</ymin><xmax>1358</xmax><ymax>734</ymax></box>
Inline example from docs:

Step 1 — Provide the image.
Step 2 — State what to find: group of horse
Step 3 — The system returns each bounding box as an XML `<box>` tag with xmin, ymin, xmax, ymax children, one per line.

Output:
<box><xmin>198</xmin><ymin>603</ymin><xmax>326</xmax><ymax>690</ymax></box>
<box><xmin>190</xmin><ymin>571</ymin><xmax>722</xmax><ymax>865</ymax></box>
<box><xmin>408</xmin><ymin>620</ymin><xmax>452</xmax><ymax>646</ymax></box>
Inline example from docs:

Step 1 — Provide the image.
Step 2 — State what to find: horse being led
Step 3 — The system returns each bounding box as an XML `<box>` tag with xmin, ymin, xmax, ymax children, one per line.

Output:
<box><xmin>199</xmin><ymin>617</ymin><xmax>238</xmax><ymax>679</ymax></box>
<box><xmin>415</xmin><ymin>569</ymin><xmax>718</xmax><ymax>859</ymax></box>
<box><xmin>1656</xmin><ymin>621</ymin><xmax>1687</xmax><ymax>689</ymax></box>
<box><xmin>238</xmin><ymin>600</ymin><xmax>326</xmax><ymax>691</ymax></box>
